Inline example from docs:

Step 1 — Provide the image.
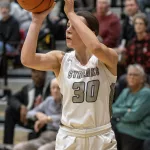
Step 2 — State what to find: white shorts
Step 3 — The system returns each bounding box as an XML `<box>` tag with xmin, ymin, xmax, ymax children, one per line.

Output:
<box><xmin>55</xmin><ymin>123</ymin><xmax>117</xmax><ymax>150</ymax></box>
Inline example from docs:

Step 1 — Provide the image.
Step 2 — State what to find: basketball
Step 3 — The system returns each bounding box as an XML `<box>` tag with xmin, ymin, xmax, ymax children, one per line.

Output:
<box><xmin>17</xmin><ymin>0</ymin><xmax>55</xmax><ymax>13</ymax></box>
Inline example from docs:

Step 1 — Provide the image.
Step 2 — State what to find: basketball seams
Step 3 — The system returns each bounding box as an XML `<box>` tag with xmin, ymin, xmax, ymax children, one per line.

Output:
<box><xmin>49</xmin><ymin>0</ymin><xmax>54</xmax><ymax>8</ymax></box>
<box><xmin>28</xmin><ymin>0</ymin><xmax>45</xmax><ymax>10</ymax></box>
<box><xmin>17</xmin><ymin>0</ymin><xmax>54</xmax><ymax>13</ymax></box>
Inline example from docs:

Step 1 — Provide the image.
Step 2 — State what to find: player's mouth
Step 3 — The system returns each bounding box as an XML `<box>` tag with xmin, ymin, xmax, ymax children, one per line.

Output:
<box><xmin>66</xmin><ymin>36</ymin><xmax>72</xmax><ymax>41</ymax></box>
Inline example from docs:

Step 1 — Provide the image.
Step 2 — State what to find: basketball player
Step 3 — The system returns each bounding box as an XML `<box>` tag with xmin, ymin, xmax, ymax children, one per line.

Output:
<box><xmin>21</xmin><ymin>0</ymin><xmax>118</xmax><ymax>149</ymax></box>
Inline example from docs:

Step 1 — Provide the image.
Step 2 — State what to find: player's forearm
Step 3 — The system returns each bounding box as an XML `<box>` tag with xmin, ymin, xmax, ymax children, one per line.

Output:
<box><xmin>21</xmin><ymin>22</ymin><xmax>42</xmax><ymax>67</ymax></box>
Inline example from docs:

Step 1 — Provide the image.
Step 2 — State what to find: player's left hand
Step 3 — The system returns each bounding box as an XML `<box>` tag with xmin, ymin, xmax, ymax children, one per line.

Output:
<box><xmin>64</xmin><ymin>0</ymin><xmax>75</xmax><ymax>16</ymax></box>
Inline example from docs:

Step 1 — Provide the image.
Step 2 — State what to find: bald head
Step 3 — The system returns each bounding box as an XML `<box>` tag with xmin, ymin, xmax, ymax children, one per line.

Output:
<box><xmin>50</xmin><ymin>78</ymin><xmax>61</xmax><ymax>102</ymax></box>
<box><xmin>51</xmin><ymin>78</ymin><xmax>58</xmax><ymax>87</ymax></box>
<box><xmin>96</xmin><ymin>0</ymin><xmax>110</xmax><ymax>15</ymax></box>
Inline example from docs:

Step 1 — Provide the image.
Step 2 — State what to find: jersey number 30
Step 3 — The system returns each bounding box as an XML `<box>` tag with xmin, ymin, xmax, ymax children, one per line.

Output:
<box><xmin>72</xmin><ymin>80</ymin><xmax>100</xmax><ymax>103</ymax></box>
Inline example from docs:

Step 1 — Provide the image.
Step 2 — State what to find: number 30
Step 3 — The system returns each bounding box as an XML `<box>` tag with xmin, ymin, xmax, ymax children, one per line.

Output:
<box><xmin>72</xmin><ymin>80</ymin><xmax>100</xmax><ymax>103</ymax></box>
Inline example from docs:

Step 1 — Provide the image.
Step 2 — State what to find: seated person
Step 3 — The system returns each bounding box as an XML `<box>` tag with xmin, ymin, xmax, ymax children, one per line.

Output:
<box><xmin>13</xmin><ymin>78</ymin><xmax>62</xmax><ymax>150</ymax></box>
<box><xmin>47</xmin><ymin>0</ymin><xmax>67</xmax><ymax>40</ymax></box>
<box><xmin>112</xmin><ymin>64</ymin><xmax>150</xmax><ymax>150</ymax></box>
<box><xmin>0</xmin><ymin>1</ymin><xmax>20</xmax><ymax>54</ymax></box>
<box><xmin>9</xmin><ymin>0</ymin><xmax>32</xmax><ymax>34</ymax></box>
<box><xmin>95</xmin><ymin>0</ymin><xmax>121</xmax><ymax>48</ymax></box>
<box><xmin>116</xmin><ymin>0</ymin><xmax>140</xmax><ymax>77</ymax></box>
<box><xmin>4</xmin><ymin>69</ymin><xmax>51</xmax><ymax>144</ymax></box>
<box><xmin>124</xmin><ymin>13</ymin><xmax>150</xmax><ymax>75</ymax></box>
<box><xmin>115</xmin><ymin>13</ymin><xmax>150</xmax><ymax>97</ymax></box>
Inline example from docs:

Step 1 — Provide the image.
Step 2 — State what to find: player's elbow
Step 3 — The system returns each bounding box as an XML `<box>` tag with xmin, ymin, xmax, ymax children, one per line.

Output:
<box><xmin>21</xmin><ymin>53</ymin><xmax>32</xmax><ymax>67</ymax></box>
<box><xmin>90</xmin><ymin>41</ymin><xmax>101</xmax><ymax>53</ymax></box>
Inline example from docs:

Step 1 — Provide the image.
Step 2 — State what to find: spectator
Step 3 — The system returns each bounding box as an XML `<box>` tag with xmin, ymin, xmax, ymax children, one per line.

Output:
<box><xmin>116</xmin><ymin>12</ymin><xmax>150</xmax><ymax>95</ymax></box>
<box><xmin>137</xmin><ymin>0</ymin><xmax>150</xmax><ymax>12</ymax></box>
<box><xmin>9</xmin><ymin>0</ymin><xmax>32</xmax><ymax>34</ymax></box>
<box><xmin>9</xmin><ymin>0</ymin><xmax>22</xmax><ymax>21</ymax></box>
<box><xmin>13</xmin><ymin>78</ymin><xmax>62</xmax><ymax>150</ymax></box>
<box><xmin>124</xmin><ymin>13</ymin><xmax>150</xmax><ymax>75</ymax></box>
<box><xmin>116</xmin><ymin>0</ymin><xmax>140</xmax><ymax>77</ymax></box>
<box><xmin>96</xmin><ymin>0</ymin><xmax>121</xmax><ymax>48</ymax></box>
<box><xmin>112</xmin><ymin>64</ymin><xmax>150</xmax><ymax>150</ymax></box>
<box><xmin>0</xmin><ymin>1</ymin><xmax>20</xmax><ymax>54</ymax></box>
<box><xmin>47</xmin><ymin>0</ymin><xmax>67</xmax><ymax>40</ymax></box>
<box><xmin>120</xmin><ymin>0</ymin><xmax>140</xmax><ymax>47</ymax></box>
<box><xmin>3</xmin><ymin>69</ymin><xmax>51</xmax><ymax>144</ymax></box>
<box><xmin>74</xmin><ymin>0</ymin><xmax>95</xmax><ymax>12</ymax></box>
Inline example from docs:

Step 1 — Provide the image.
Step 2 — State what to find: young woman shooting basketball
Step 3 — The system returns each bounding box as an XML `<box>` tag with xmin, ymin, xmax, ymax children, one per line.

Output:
<box><xmin>21</xmin><ymin>0</ymin><xmax>118</xmax><ymax>149</ymax></box>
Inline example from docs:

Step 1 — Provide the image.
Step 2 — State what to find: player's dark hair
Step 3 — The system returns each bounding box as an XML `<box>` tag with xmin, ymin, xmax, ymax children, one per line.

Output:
<box><xmin>76</xmin><ymin>11</ymin><xmax>99</xmax><ymax>36</ymax></box>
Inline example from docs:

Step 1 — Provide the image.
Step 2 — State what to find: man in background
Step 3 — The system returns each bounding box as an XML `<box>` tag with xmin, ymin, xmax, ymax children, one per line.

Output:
<box><xmin>0</xmin><ymin>1</ymin><xmax>20</xmax><ymax>54</ymax></box>
<box><xmin>96</xmin><ymin>0</ymin><xmax>121</xmax><ymax>48</ymax></box>
<box><xmin>112</xmin><ymin>64</ymin><xmax>150</xmax><ymax>150</ymax></box>
<box><xmin>4</xmin><ymin>69</ymin><xmax>51</xmax><ymax>144</ymax></box>
<box><xmin>13</xmin><ymin>78</ymin><xmax>62</xmax><ymax>150</ymax></box>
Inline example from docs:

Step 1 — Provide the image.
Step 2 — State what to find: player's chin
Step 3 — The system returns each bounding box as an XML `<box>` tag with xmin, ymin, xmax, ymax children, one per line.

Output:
<box><xmin>66</xmin><ymin>42</ymin><xmax>73</xmax><ymax>49</ymax></box>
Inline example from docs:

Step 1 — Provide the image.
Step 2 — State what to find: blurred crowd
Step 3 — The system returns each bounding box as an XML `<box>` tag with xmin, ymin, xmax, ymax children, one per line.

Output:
<box><xmin>0</xmin><ymin>0</ymin><xmax>150</xmax><ymax>150</ymax></box>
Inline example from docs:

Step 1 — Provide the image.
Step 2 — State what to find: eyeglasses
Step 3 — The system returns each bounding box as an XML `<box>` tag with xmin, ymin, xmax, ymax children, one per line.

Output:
<box><xmin>127</xmin><ymin>73</ymin><xmax>140</xmax><ymax>77</ymax></box>
<box><xmin>134</xmin><ymin>22</ymin><xmax>145</xmax><ymax>25</ymax></box>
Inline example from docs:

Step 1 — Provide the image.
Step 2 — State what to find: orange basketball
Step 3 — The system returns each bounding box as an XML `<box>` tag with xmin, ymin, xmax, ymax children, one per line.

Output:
<box><xmin>17</xmin><ymin>0</ymin><xmax>54</xmax><ymax>13</ymax></box>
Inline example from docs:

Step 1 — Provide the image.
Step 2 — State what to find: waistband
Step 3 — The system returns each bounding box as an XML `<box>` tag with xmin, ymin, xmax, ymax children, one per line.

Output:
<box><xmin>59</xmin><ymin>123</ymin><xmax>111</xmax><ymax>138</ymax></box>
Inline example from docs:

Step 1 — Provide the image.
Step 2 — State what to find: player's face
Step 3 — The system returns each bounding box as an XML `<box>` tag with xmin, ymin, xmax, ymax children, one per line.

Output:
<box><xmin>125</xmin><ymin>0</ymin><xmax>138</xmax><ymax>16</ymax></box>
<box><xmin>127</xmin><ymin>67</ymin><xmax>143</xmax><ymax>88</ymax></box>
<box><xmin>66</xmin><ymin>17</ymin><xmax>87</xmax><ymax>49</ymax></box>
<box><xmin>134</xmin><ymin>18</ymin><xmax>147</xmax><ymax>34</ymax></box>
<box><xmin>50</xmin><ymin>80</ymin><xmax>61</xmax><ymax>102</ymax></box>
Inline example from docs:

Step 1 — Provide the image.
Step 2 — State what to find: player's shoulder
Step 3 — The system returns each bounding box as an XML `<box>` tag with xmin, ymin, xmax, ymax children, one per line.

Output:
<box><xmin>62</xmin><ymin>50</ymin><xmax>75</xmax><ymax>62</ymax></box>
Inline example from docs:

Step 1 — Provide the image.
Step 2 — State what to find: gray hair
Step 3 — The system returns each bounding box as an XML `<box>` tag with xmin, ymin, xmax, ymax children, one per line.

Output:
<box><xmin>0</xmin><ymin>1</ymin><xmax>10</xmax><ymax>10</ymax></box>
<box><xmin>127</xmin><ymin>64</ymin><xmax>145</xmax><ymax>79</ymax></box>
<box><xmin>97</xmin><ymin>0</ymin><xmax>111</xmax><ymax>5</ymax></box>
<box><xmin>133</xmin><ymin>13</ymin><xmax>148</xmax><ymax>27</ymax></box>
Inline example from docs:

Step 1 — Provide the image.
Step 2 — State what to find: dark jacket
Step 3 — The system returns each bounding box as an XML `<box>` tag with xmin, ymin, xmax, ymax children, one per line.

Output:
<box><xmin>0</xmin><ymin>16</ymin><xmax>20</xmax><ymax>46</ymax></box>
<box><xmin>121</xmin><ymin>15</ymin><xmax>135</xmax><ymax>46</ymax></box>
<box><xmin>8</xmin><ymin>80</ymin><xmax>50</xmax><ymax>112</ymax></box>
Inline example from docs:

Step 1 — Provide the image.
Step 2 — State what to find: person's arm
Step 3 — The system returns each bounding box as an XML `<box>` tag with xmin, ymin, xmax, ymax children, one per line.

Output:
<box><xmin>64</xmin><ymin>0</ymin><xmax>118</xmax><ymax>75</ymax></box>
<box><xmin>112</xmin><ymin>89</ymin><xmax>128</xmax><ymax>117</ymax></box>
<box><xmin>20</xmin><ymin>4</ymin><xmax>64</xmax><ymax>76</ymax></box>
<box><xmin>49</xmin><ymin>114</ymin><xmax>61</xmax><ymax>123</ymax></box>
<box><xmin>27</xmin><ymin>97</ymin><xmax>50</xmax><ymax>120</ymax></box>
<box><xmin>121</xmin><ymin>93</ymin><xmax>150</xmax><ymax>123</ymax></box>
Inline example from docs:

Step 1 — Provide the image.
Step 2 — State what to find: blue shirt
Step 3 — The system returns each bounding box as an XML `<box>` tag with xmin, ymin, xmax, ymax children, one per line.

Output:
<box><xmin>27</xmin><ymin>96</ymin><xmax>62</xmax><ymax>131</ymax></box>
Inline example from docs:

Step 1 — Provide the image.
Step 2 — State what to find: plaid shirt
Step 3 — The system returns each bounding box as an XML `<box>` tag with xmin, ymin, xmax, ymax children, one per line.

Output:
<box><xmin>125</xmin><ymin>33</ymin><xmax>150</xmax><ymax>74</ymax></box>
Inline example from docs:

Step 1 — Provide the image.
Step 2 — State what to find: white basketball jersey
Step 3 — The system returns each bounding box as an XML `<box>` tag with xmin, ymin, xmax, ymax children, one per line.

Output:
<box><xmin>57</xmin><ymin>51</ymin><xmax>117</xmax><ymax>129</ymax></box>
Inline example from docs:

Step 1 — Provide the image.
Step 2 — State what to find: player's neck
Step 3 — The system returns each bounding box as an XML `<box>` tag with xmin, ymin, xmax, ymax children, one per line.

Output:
<box><xmin>75</xmin><ymin>50</ymin><xmax>92</xmax><ymax>66</ymax></box>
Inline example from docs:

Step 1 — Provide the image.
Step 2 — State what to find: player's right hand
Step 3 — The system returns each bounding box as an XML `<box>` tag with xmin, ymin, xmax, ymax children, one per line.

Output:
<box><xmin>32</xmin><ymin>2</ymin><xmax>56</xmax><ymax>24</ymax></box>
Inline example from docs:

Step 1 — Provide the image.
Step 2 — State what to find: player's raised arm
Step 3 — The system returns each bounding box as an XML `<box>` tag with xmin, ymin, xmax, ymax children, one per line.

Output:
<box><xmin>21</xmin><ymin>4</ymin><xmax>64</xmax><ymax>75</ymax></box>
<box><xmin>64</xmin><ymin>0</ymin><xmax>118</xmax><ymax>75</ymax></box>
